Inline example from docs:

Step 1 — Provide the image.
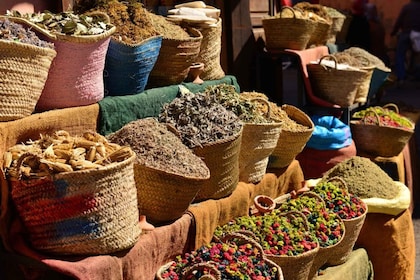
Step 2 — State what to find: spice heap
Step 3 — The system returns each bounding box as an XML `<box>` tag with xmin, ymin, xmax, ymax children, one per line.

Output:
<box><xmin>0</xmin><ymin>18</ymin><xmax>53</xmax><ymax>48</ymax></box>
<box><xmin>159</xmin><ymin>238</ymin><xmax>280</xmax><ymax>279</ymax></box>
<box><xmin>159</xmin><ymin>91</ymin><xmax>243</xmax><ymax>149</ymax></box>
<box><xmin>313</xmin><ymin>181</ymin><xmax>367</xmax><ymax>220</ymax></box>
<box><xmin>3</xmin><ymin>130</ymin><xmax>132</xmax><ymax>178</ymax></box>
<box><xmin>147</xmin><ymin>12</ymin><xmax>190</xmax><ymax>40</ymax></box>
<box><xmin>73</xmin><ymin>0</ymin><xmax>159</xmax><ymax>44</ymax></box>
<box><xmin>277</xmin><ymin>193</ymin><xmax>344</xmax><ymax>247</ymax></box>
<box><xmin>107</xmin><ymin>118</ymin><xmax>209</xmax><ymax>178</ymax></box>
<box><xmin>7</xmin><ymin>10</ymin><xmax>113</xmax><ymax>35</ymax></box>
<box><xmin>322</xmin><ymin>156</ymin><xmax>400</xmax><ymax>199</ymax></box>
<box><xmin>214</xmin><ymin>212</ymin><xmax>318</xmax><ymax>256</ymax></box>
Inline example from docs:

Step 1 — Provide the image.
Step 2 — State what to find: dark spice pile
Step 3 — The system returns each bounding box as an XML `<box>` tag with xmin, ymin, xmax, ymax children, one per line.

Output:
<box><xmin>322</xmin><ymin>156</ymin><xmax>400</xmax><ymax>199</ymax></box>
<box><xmin>107</xmin><ymin>118</ymin><xmax>209</xmax><ymax>178</ymax></box>
<box><xmin>159</xmin><ymin>91</ymin><xmax>243</xmax><ymax>149</ymax></box>
<box><xmin>0</xmin><ymin>18</ymin><xmax>54</xmax><ymax>48</ymax></box>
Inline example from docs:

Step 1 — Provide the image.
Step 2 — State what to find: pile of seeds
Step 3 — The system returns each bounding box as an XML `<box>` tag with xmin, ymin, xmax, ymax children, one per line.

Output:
<box><xmin>107</xmin><ymin>118</ymin><xmax>209</xmax><ymax>177</ymax></box>
<box><xmin>322</xmin><ymin>156</ymin><xmax>400</xmax><ymax>199</ymax></box>
<box><xmin>159</xmin><ymin>91</ymin><xmax>243</xmax><ymax>149</ymax></box>
<box><xmin>7</xmin><ymin>10</ymin><xmax>113</xmax><ymax>35</ymax></box>
<box><xmin>0</xmin><ymin>18</ymin><xmax>53</xmax><ymax>48</ymax></box>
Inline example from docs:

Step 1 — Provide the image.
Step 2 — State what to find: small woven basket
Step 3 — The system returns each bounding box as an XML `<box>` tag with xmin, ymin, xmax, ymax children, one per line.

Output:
<box><xmin>269</xmin><ymin>104</ymin><xmax>314</xmax><ymax>168</ymax></box>
<box><xmin>350</xmin><ymin>107</ymin><xmax>414</xmax><ymax>157</ymax></box>
<box><xmin>0</xmin><ymin>40</ymin><xmax>56</xmax><ymax>121</ymax></box>
<box><xmin>193</xmin><ymin>128</ymin><xmax>242</xmax><ymax>202</ymax></box>
<box><xmin>262</xmin><ymin>6</ymin><xmax>316</xmax><ymax>51</ymax></box>
<box><xmin>326</xmin><ymin>11</ymin><xmax>346</xmax><ymax>44</ymax></box>
<box><xmin>104</xmin><ymin>35</ymin><xmax>162</xmax><ymax>96</ymax></box>
<box><xmin>307</xmin><ymin>20</ymin><xmax>331</xmax><ymax>47</ymax></box>
<box><xmin>147</xmin><ymin>27</ymin><xmax>203</xmax><ymax>88</ymax></box>
<box><xmin>134</xmin><ymin>163</ymin><xmax>210</xmax><ymax>225</ymax></box>
<box><xmin>6</xmin><ymin>13</ymin><xmax>117</xmax><ymax>111</ymax></box>
<box><xmin>9</xmin><ymin>151</ymin><xmax>141</xmax><ymax>255</ymax></box>
<box><xmin>307</xmin><ymin>55</ymin><xmax>369</xmax><ymax>107</ymax></box>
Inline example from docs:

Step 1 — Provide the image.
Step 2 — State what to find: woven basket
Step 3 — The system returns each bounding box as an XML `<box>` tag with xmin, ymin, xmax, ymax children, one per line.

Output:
<box><xmin>5</xmin><ymin>13</ymin><xmax>117</xmax><ymax>111</ymax></box>
<box><xmin>193</xmin><ymin>128</ymin><xmax>242</xmax><ymax>202</ymax></box>
<box><xmin>262</xmin><ymin>6</ymin><xmax>316</xmax><ymax>51</ymax></box>
<box><xmin>354</xmin><ymin>66</ymin><xmax>375</xmax><ymax>103</ymax></box>
<box><xmin>9</xmin><ymin>150</ymin><xmax>140</xmax><ymax>255</ymax></box>
<box><xmin>147</xmin><ymin>27</ymin><xmax>202</xmax><ymax>88</ymax></box>
<box><xmin>307</xmin><ymin>20</ymin><xmax>331</xmax><ymax>47</ymax></box>
<box><xmin>239</xmin><ymin>99</ymin><xmax>282</xmax><ymax>183</ymax></box>
<box><xmin>307</xmin><ymin>55</ymin><xmax>369</xmax><ymax>107</ymax></box>
<box><xmin>104</xmin><ymin>36</ymin><xmax>162</xmax><ymax>96</ymax></box>
<box><xmin>191</xmin><ymin>18</ymin><xmax>225</xmax><ymax>81</ymax></box>
<box><xmin>265</xmin><ymin>211</ymin><xmax>319</xmax><ymax>280</ymax></box>
<box><xmin>326</xmin><ymin>13</ymin><xmax>346</xmax><ymax>44</ymax></box>
<box><xmin>269</xmin><ymin>104</ymin><xmax>314</xmax><ymax>168</ymax></box>
<box><xmin>0</xmin><ymin>40</ymin><xmax>56</xmax><ymax>122</ymax></box>
<box><xmin>134</xmin><ymin>162</ymin><xmax>210</xmax><ymax>225</ymax></box>
<box><xmin>350</xmin><ymin>108</ymin><xmax>414</xmax><ymax>157</ymax></box>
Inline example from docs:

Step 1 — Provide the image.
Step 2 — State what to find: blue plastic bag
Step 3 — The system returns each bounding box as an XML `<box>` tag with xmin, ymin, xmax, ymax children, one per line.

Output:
<box><xmin>306</xmin><ymin>115</ymin><xmax>352</xmax><ymax>150</ymax></box>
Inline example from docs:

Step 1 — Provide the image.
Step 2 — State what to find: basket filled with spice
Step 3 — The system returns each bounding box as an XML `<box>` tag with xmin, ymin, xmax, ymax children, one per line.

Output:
<box><xmin>2</xmin><ymin>130</ymin><xmax>141</xmax><ymax>255</ymax></box>
<box><xmin>0</xmin><ymin>18</ymin><xmax>56</xmax><ymax>121</ymax></box>
<box><xmin>107</xmin><ymin>117</ymin><xmax>210</xmax><ymax>225</ymax></box>
<box><xmin>5</xmin><ymin>10</ymin><xmax>116</xmax><ymax>111</ymax></box>
<box><xmin>350</xmin><ymin>103</ymin><xmax>415</xmax><ymax>157</ymax></box>
<box><xmin>159</xmin><ymin>87</ymin><xmax>243</xmax><ymax>202</ymax></box>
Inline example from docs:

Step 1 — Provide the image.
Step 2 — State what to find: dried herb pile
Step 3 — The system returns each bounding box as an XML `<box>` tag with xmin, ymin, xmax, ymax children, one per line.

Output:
<box><xmin>74</xmin><ymin>0</ymin><xmax>159</xmax><ymax>44</ymax></box>
<box><xmin>322</xmin><ymin>156</ymin><xmax>400</xmax><ymax>199</ymax></box>
<box><xmin>159</xmin><ymin>91</ymin><xmax>243</xmax><ymax>149</ymax></box>
<box><xmin>107</xmin><ymin>118</ymin><xmax>209</xmax><ymax>177</ymax></box>
<box><xmin>0</xmin><ymin>18</ymin><xmax>53</xmax><ymax>48</ymax></box>
<box><xmin>147</xmin><ymin>12</ymin><xmax>190</xmax><ymax>40</ymax></box>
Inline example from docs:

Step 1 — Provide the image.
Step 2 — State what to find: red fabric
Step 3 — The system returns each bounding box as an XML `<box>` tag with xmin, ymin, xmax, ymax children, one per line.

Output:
<box><xmin>296</xmin><ymin>140</ymin><xmax>357</xmax><ymax>179</ymax></box>
<box><xmin>281</xmin><ymin>0</ymin><xmax>292</xmax><ymax>6</ymax></box>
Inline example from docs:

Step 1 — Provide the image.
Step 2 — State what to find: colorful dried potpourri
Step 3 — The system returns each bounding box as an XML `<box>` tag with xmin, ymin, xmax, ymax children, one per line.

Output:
<box><xmin>158</xmin><ymin>90</ymin><xmax>243</xmax><ymax>149</ymax></box>
<box><xmin>214</xmin><ymin>212</ymin><xmax>318</xmax><ymax>256</ymax></box>
<box><xmin>159</xmin><ymin>240</ymin><xmax>280</xmax><ymax>279</ymax></box>
<box><xmin>352</xmin><ymin>105</ymin><xmax>414</xmax><ymax>131</ymax></box>
<box><xmin>277</xmin><ymin>194</ymin><xmax>344</xmax><ymax>247</ymax></box>
<box><xmin>0</xmin><ymin>18</ymin><xmax>54</xmax><ymax>48</ymax></box>
<box><xmin>313</xmin><ymin>181</ymin><xmax>367</xmax><ymax>220</ymax></box>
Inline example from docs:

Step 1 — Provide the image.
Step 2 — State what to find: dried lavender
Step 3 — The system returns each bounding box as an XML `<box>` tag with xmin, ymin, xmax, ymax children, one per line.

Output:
<box><xmin>159</xmin><ymin>91</ymin><xmax>243</xmax><ymax>149</ymax></box>
<box><xmin>0</xmin><ymin>18</ymin><xmax>54</xmax><ymax>48</ymax></box>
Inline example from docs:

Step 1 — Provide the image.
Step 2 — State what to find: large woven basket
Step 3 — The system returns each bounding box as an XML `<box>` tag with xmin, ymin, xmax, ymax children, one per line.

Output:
<box><xmin>307</xmin><ymin>55</ymin><xmax>369</xmax><ymax>107</ymax></box>
<box><xmin>239</xmin><ymin>120</ymin><xmax>282</xmax><ymax>184</ymax></box>
<box><xmin>6</xmin><ymin>13</ymin><xmax>117</xmax><ymax>111</ymax></box>
<box><xmin>350</xmin><ymin>108</ymin><xmax>414</xmax><ymax>157</ymax></box>
<box><xmin>0</xmin><ymin>40</ymin><xmax>56</xmax><ymax>121</ymax></box>
<box><xmin>191</xmin><ymin>18</ymin><xmax>225</xmax><ymax>81</ymax></box>
<box><xmin>104</xmin><ymin>36</ymin><xmax>162</xmax><ymax>96</ymax></box>
<box><xmin>147</xmin><ymin>27</ymin><xmax>202</xmax><ymax>88</ymax></box>
<box><xmin>326</xmin><ymin>10</ymin><xmax>346</xmax><ymax>44</ymax></box>
<box><xmin>134</xmin><ymin>162</ymin><xmax>210</xmax><ymax>225</ymax></box>
<box><xmin>262</xmin><ymin>6</ymin><xmax>316</xmax><ymax>51</ymax></box>
<box><xmin>193</xmin><ymin>129</ymin><xmax>242</xmax><ymax>202</ymax></box>
<box><xmin>269</xmin><ymin>104</ymin><xmax>314</xmax><ymax>168</ymax></box>
<box><xmin>307</xmin><ymin>20</ymin><xmax>331</xmax><ymax>47</ymax></box>
<box><xmin>354</xmin><ymin>66</ymin><xmax>375</xmax><ymax>103</ymax></box>
<box><xmin>9</xmin><ymin>151</ymin><xmax>141</xmax><ymax>255</ymax></box>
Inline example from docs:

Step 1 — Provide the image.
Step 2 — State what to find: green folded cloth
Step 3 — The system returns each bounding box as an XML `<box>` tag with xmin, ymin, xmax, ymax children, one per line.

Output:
<box><xmin>98</xmin><ymin>76</ymin><xmax>240</xmax><ymax>135</ymax></box>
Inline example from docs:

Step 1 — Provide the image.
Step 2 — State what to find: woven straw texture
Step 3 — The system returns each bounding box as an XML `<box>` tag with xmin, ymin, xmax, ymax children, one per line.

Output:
<box><xmin>193</xmin><ymin>129</ymin><xmax>242</xmax><ymax>202</ymax></box>
<box><xmin>265</xmin><ymin>211</ymin><xmax>319</xmax><ymax>280</ymax></box>
<box><xmin>307</xmin><ymin>20</ymin><xmax>331</xmax><ymax>47</ymax></box>
<box><xmin>147</xmin><ymin>27</ymin><xmax>202</xmax><ymax>88</ymax></box>
<box><xmin>0</xmin><ymin>40</ymin><xmax>56</xmax><ymax>122</ymax></box>
<box><xmin>262</xmin><ymin>7</ymin><xmax>316</xmax><ymax>51</ymax></box>
<box><xmin>307</xmin><ymin>55</ymin><xmax>369</xmax><ymax>107</ymax></box>
<box><xmin>354</xmin><ymin>67</ymin><xmax>374</xmax><ymax>103</ymax></box>
<box><xmin>104</xmin><ymin>36</ymin><xmax>162</xmax><ymax>96</ymax></box>
<box><xmin>239</xmin><ymin>122</ymin><xmax>281</xmax><ymax>184</ymax></box>
<box><xmin>9</xmin><ymin>152</ymin><xmax>141</xmax><ymax>256</ymax></box>
<box><xmin>134</xmin><ymin>162</ymin><xmax>210</xmax><ymax>225</ymax></box>
<box><xmin>269</xmin><ymin>105</ymin><xmax>314</xmax><ymax>169</ymax></box>
<box><xmin>350</xmin><ymin>109</ymin><xmax>414</xmax><ymax>157</ymax></box>
<box><xmin>326</xmin><ymin>15</ymin><xmax>346</xmax><ymax>44</ymax></box>
<box><xmin>193</xmin><ymin>18</ymin><xmax>225</xmax><ymax>81</ymax></box>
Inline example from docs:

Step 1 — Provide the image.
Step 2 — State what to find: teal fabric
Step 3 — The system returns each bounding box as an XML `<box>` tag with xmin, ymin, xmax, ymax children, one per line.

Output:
<box><xmin>306</xmin><ymin>115</ymin><xmax>353</xmax><ymax>150</ymax></box>
<box><xmin>97</xmin><ymin>76</ymin><xmax>240</xmax><ymax>135</ymax></box>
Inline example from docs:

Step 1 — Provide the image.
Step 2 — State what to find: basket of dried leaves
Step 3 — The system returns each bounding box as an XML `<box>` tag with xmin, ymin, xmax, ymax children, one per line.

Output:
<box><xmin>3</xmin><ymin>130</ymin><xmax>140</xmax><ymax>255</ymax></box>
<box><xmin>0</xmin><ymin>17</ymin><xmax>56</xmax><ymax>122</ymax></box>
<box><xmin>5</xmin><ymin>10</ymin><xmax>116</xmax><ymax>111</ymax></box>
<box><xmin>107</xmin><ymin>118</ymin><xmax>210</xmax><ymax>225</ymax></box>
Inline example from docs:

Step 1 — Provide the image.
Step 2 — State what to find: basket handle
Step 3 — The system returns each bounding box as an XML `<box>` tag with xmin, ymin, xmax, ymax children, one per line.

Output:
<box><xmin>181</xmin><ymin>262</ymin><xmax>221</xmax><ymax>280</ymax></box>
<box><xmin>382</xmin><ymin>103</ymin><xmax>399</xmax><ymax>114</ymax></box>
<box><xmin>248</xmin><ymin>97</ymin><xmax>272</xmax><ymax>119</ymax></box>
<box><xmin>362</xmin><ymin>109</ymin><xmax>384</xmax><ymax>127</ymax></box>
<box><xmin>220</xmin><ymin>231</ymin><xmax>265</xmax><ymax>257</ymax></box>
<box><xmin>279</xmin><ymin>210</ymin><xmax>311</xmax><ymax>232</ymax></box>
<box><xmin>280</xmin><ymin>6</ymin><xmax>298</xmax><ymax>19</ymax></box>
<box><xmin>298</xmin><ymin>191</ymin><xmax>327</xmax><ymax>208</ymax></box>
<box><xmin>318</xmin><ymin>55</ymin><xmax>338</xmax><ymax>70</ymax></box>
<box><xmin>325</xmin><ymin>176</ymin><xmax>348</xmax><ymax>191</ymax></box>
